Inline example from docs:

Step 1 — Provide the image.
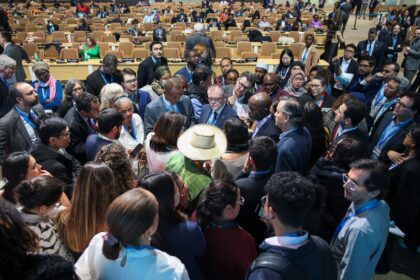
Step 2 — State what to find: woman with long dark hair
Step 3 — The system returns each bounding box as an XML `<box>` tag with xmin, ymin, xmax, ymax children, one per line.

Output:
<box><xmin>139</xmin><ymin>172</ymin><xmax>206</xmax><ymax>280</ymax></box>
<box><xmin>196</xmin><ymin>179</ymin><xmax>256</xmax><ymax>280</ymax></box>
<box><xmin>275</xmin><ymin>49</ymin><xmax>294</xmax><ymax>88</ymax></box>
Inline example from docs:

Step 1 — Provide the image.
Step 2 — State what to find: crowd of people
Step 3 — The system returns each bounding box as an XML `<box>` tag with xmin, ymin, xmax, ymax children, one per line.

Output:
<box><xmin>0</xmin><ymin>0</ymin><xmax>420</xmax><ymax>280</ymax></box>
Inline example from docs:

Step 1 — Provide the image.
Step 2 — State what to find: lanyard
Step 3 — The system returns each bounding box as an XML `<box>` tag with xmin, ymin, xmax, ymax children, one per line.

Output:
<box><xmin>377</xmin><ymin>119</ymin><xmax>410</xmax><ymax>148</ymax></box>
<box><xmin>15</xmin><ymin>108</ymin><xmax>36</xmax><ymax>129</ymax></box>
<box><xmin>124</xmin><ymin>244</ymin><xmax>155</xmax><ymax>251</ymax></box>
<box><xmin>99</xmin><ymin>71</ymin><xmax>113</xmax><ymax>85</ymax></box>
<box><xmin>282</xmin><ymin>231</ymin><xmax>307</xmax><ymax>237</ymax></box>
<box><xmin>124</xmin><ymin>120</ymin><xmax>137</xmax><ymax>141</ymax></box>
<box><xmin>279</xmin><ymin>66</ymin><xmax>290</xmax><ymax>79</ymax></box>
<box><xmin>333</xmin><ymin>199</ymin><xmax>379</xmax><ymax>239</ymax></box>
<box><xmin>40</xmin><ymin>87</ymin><xmax>49</xmax><ymax>100</ymax></box>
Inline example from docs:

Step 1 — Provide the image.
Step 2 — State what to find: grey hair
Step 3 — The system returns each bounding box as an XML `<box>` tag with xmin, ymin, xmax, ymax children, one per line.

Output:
<box><xmin>279</xmin><ymin>98</ymin><xmax>304</xmax><ymax>128</ymax></box>
<box><xmin>396</xmin><ymin>76</ymin><xmax>410</xmax><ymax>91</ymax></box>
<box><xmin>0</xmin><ymin>54</ymin><xmax>16</xmax><ymax>71</ymax></box>
<box><xmin>208</xmin><ymin>84</ymin><xmax>226</xmax><ymax>97</ymax></box>
<box><xmin>114</xmin><ymin>96</ymin><xmax>132</xmax><ymax>109</ymax></box>
<box><xmin>100</xmin><ymin>83</ymin><xmax>124</xmax><ymax>110</ymax></box>
<box><xmin>64</xmin><ymin>79</ymin><xmax>85</xmax><ymax>98</ymax></box>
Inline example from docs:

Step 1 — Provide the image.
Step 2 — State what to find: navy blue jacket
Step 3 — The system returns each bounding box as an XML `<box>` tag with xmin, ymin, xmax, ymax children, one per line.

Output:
<box><xmin>252</xmin><ymin>114</ymin><xmax>282</xmax><ymax>142</ymax></box>
<box><xmin>85</xmin><ymin>135</ymin><xmax>113</xmax><ymax>161</ymax></box>
<box><xmin>198</xmin><ymin>104</ymin><xmax>238</xmax><ymax>129</ymax></box>
<box><xmin>275</xmin><ymin>127</ymin><xmax>312</xmax><ymax>174</ymax></box>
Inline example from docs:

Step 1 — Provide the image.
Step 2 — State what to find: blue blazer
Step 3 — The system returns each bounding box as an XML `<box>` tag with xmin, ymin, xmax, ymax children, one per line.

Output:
<box><xmin>198</xmin><ymin>104</ymin><xmax>238</xmax><ymax>129</ymax></box>
<box><xmin>134</xmin><ymin>89</ymin><xmax>151</xmax><ymax>121</ymax></box>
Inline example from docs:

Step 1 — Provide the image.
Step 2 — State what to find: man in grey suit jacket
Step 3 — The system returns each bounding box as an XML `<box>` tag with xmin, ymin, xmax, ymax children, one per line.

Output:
<box><xmin>0</xmin><ymin>82</ymin><xmax>44</xmax><ymax>160</ymax></box>
<box><xmin>403</xmin><ymin>28</ymin><xmax>420</xmax><ymax>83</ymax></box>
<box><xmin>0</xmin><ymin>31</ymin><xmax>26</xmax><ymax>84</ymax></box>
<box><xmin>143</xmin><ymin>77</ymin><xmax>195</xmax><ymax>137</ymax></box>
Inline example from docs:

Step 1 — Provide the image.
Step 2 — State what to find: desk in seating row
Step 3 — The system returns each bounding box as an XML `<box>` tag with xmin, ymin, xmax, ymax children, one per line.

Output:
<box><xmin>23</xmin><ymin>58</ymin><xmax>329</xmax><ymax>81</ymax></box>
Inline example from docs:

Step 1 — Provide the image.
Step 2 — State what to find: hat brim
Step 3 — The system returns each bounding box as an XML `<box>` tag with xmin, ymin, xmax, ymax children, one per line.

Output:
<box><xmin>177</xmin><ymin>124</ymin><xmax>227</xmax><ymax>161</ymax></box>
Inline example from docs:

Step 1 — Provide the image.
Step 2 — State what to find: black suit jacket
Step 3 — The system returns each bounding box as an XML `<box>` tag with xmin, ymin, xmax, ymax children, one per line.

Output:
<box><xmin>369</xmin><ymin>112</ymin><xmax>415</xmax><ymax>164</ymax></box>
<box><xmin>64</xmin><ymin>107</ymin><xmax>95</xmax><ymax>164</ymax></box>
<box><xmin>137</xmin><ymin>56</ymin><xmax>168</xmax><ymax>89</ymax></box>
<box><xmin>152</xmin><ymin>28</ymin><xmax>167</xmax><ymax>42</ymax></box>
<box><xmin>355</xmin><ymin>39</ymin><xmax>386</xmax><ymax>69</ymax></box>
<box><xmin>329</xmin><ymin>125</ymin><xmax>369</xmax><ymax>154</ymax></box>
<box><xmin>235</xmin><ymin>170</ymin><xmax>272</xmax><ymax>245</ymax></box>
<box><xmin>198</xmin><ymin>104</ymin><xmax>238</xmax><ymax>129</ymax></box>
<box><xmin>252</xmin><ymin>114</ymin><xmax>282</xmax><ymax>142</ymax></box>
<box><xmin>85</xmin><ymin>69</ymin><xmax>122</xmax><ymax>96</ymax></box>
<box><xmin>384</xmin><ymin>35</ymin><xmax>403</xmax><ymax>62</ymax></box>
<box><xmin>0</xmin><ymin>105</ymin><xmax>44</xmax><ymax>157</ymax></box>
<box><xmin>0</xmin><ymin>80</ymin><xmax>13</xmax><ymax>118</ymax></box>
<box><xmin>31</xmin><ymin>143</ymin><xmax>81</xmax><ymax>197</ymax></box>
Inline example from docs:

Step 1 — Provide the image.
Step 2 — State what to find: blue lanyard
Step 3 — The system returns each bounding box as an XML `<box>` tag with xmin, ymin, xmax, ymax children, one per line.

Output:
<box><xmin>333</xmin><ymin>199</ymin><xmax>379</xmax><ymax>239</ymax></box>
<box><xmin>377</xmin><ymin>118</ymin><xmax>411</xmax><ymax>148</ymax></box>
<box><xmin>99</xmin><ymin>71</ymin><xmax>113</xmax><ymax>85</ymax></box>
<box><xmin>124</xmin><ymin>120</ymin><xmax>137</xmax><ymax>141</ymax></box>
<box><xmin>124</xmin><ymin>244</ymin><xmax>155</xmax><ymax>251</ymax></box>
<box><xmin>372</xmin><ymin>84</ymin><xmax>386</xmax><ymax>109</ymax></box>
<box><xmin>15</xmin><ymin>108</ymin><xmax>36</xmax><ymax>129</ymax></box>
<box><xmin>282</xmin><ymin>231</ymin><xmax>307</xmax><ymax>237</ymax></box>
<box><xmin>40</xmin><ymin>86</ymin><xmax>48</xmax><ymax>100</ymax></box>
<box><xmin>0</xmin><ymin>76</ymin><xmax>9</xmax><ymax>90</ymax></box>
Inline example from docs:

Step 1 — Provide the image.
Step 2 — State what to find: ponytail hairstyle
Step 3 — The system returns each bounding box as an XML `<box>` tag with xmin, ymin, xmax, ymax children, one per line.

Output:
<box><xmin>196</xmin><ymin>179</ymin><xmax>238</xmax><ymax>227</ymax></box>
<box><xmin>15</xmin><ymin>176</ymin><xmax>64</xmax><ymax>210</ymax></box>
<box><xmin>102</xmin><ymin>188</ymin><xmax>158</xmax><ymax>260</ymax></box>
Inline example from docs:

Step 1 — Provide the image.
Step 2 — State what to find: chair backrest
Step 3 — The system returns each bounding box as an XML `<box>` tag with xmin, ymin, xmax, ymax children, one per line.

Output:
<box><xmin>174</xmin><ymin>34</ymin><xmax>186</xmax><ymax>42</ymax></box>
<box><xmin>166</xmin><ymin>42</ymin><xmax>182</xmax><ymax>54</ymax></box>
<box><xmin>105</xmin><ymin>50</ymin><xmax>123</xmax><ymax>59</ymax></box>
<box><xmin>23</xmin><ymin>43</ymin><xmax>38</xmax><ymax>58</ymax></box>
<box><xmin>142</xmin><ymin>23</ymin><xmax>154</xmax><ymax>31</ymax></box>
<box><xmin>237</xmin><ymin>41</ymin><xmax>252</xmax><ymax>56</ymax></box>
<box><xmin>271</xmin><ymin>52</ymin><xmax>281</xmax><ymax>59</ymax></box>
<box><xmin>60</xmin><ymin>48</ymin><xmax>79</xmax><ymax>59</ymax></box>
<box><xmin>92</xmin><ymin>31</ymin><xmax>105</xmax><ymax>42</ymax></box>
<box><xmin>25</xmin><ymin>25</ymin><xmax>38</xmax><ymax>32</ymax></box>
<box><xmin>214</xmin><ymin>41</ymin><xmax>226</xmax><ymax>48</ymax></box>
<box><xmin>260</xmin><ymin>42</ymin><xmax>276</xmax><ymax>58</ymax></box>
<box><xmin>44</xmin><ymin>47</ymin><xmax>60</xmax><ymax>59</ymax></box>
<box><xmin>119</xmin><ymin>42</ymin><xmax>134</xmax><ymax>58</ymax></box>
<box><xmin>98</xmin><ymin>42</ymin><xmax>110</xmax><ymax>58</ymax></box>
<box><xmin>163</xmin><ymin>48</ymin><xmax>180</xmax><ymax>59</ymax></box>
<box><xmin>169</xmin><ymin>30</ymin><xmax>182</xmax><ymax>41</ymax></box>
<box><xmin>242</xmin><ymin>52</ymin><xmax>259</xmax><ymax>59</ymax></box>
<box><xmin>268</xmin><ymin>31</ymin><xmax>281</xmax><ymax>42</ymax></box>
<box><xmin>109</xmin><ymin>22</ymin><xmax>122</xmax><ymax>31</ymax></box>
<box><xmin>101</xmin><ymin>35</ymin><xmax>117</xmax><ymax>43</ymax></box>
<box><xmin>290</xmin><ymin>43</ymin><xmax>305</xmax><ymax>59</ymax></box>
<box><xmin>210</xmin><ymin>30</ymin><xmax>224</xmax><ymax>41</ymax></box>
<box><xmin>120</xmin><ymin>35</ymin><xmax>134</xmax><ymax>42</ymax></box>
<box><xmin>289</xmin><ymin>31</ymin><xmax>300</xmax><ymax>43</ymax></box>
<box><xmin>215</xmin><ymin>47</ymin><xmax>231</xmax><ymax>59</ymax></box>
<box><xmin>132</xmin><ymin>49</ymin><xmax>149</xmax><ymax>59</ymax></box>
<box><xmin>73</xmin><ymin>31</ymin><xmax>87</xmax><ymax>43</ymax></box>
<box><xmin>33</xmin><ymin>31</ymin><xmax>46</xmax><ymax>39</ymax></box>
<box><xmin>52</xmin><ymin>31</ymin><xmax>66</xmax><ymax>42</ymax></box>
<box><xmin>16</xmin><ymin>32</ymin><xmax>29</xmax><ymax>42</ymax></box>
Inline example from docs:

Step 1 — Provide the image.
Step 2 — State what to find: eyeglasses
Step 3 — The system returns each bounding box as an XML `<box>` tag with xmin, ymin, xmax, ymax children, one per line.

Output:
<box><xmin>342</xmin><ymin>173</ymin><xmax>361</xmax><ymax>191</ymax></box>
<box><xmin>239</xmin><ymin>196</ymin><xmax>245</xmax><ymax>206</ymax></box>
<box><xmin>208</xmin><ymin>97</ymin><xmax>224</xmax><ymax>103</ymax></box>
<box><xmin>124</xmin><ymin>79</ymin><xmax>137</xmax><ymax>84</ymax></box>
<box><xmin>396</xmin><ymin>100</ymin><xmax>412</xmax><ymax>110</ymax></box>
<box><xmin>359</xmin><ymin>64</ymin><xmax>370</xmax><ymax>68</ymax></box>
<box><xmin>237</xmin><ymin>82</ymin><xmax>251</xmax><ymax>89</ymax></box>
<box><xmin>310</xmin><ymin>84</ymin><xmax>322</xmax><ymax>88</ymax></box>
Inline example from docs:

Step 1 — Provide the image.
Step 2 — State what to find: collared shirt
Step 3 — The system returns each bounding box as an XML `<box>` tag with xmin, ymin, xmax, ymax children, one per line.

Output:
<box><xmin>162</xmin><ymin>95</ymin><xmax>179</xmax><ymax>112</ymax></box>
<box><xmin>335</xmin><ymin>125</ymin><xmax>358</xmax><ymax>139</ymax></box>
<box><xmin>279</xmin><ymin>127</ymin><xmax>298</xmax><ymax>140</ymax></box>
<box><xmin>330</xmin><ymin>200</ymin><xmax>390</xmax><ymax>280</ymax></box>
<box><xmin>369</xmin><ymin>83</ymin><xmax>387</xmax><ymax>118</ymax></box>
<box><xmin>372</xmin><ymin>116</ymin><xmax>413</xmax><ymax>159</ymax></box>
<box><xmin>207</xmin><ymin>104</ymin><xmax>225</xmax><ymax>125</ymax></box>
<box><xmin>373</xmin><ymin>98</ymin><xmax>399</xmax><ymax>125</ymax></box>
<box><xmin>252</xmin><ymin>114</ymin><xmax>271</xmax><ymax>137</ymax></box>
<box><xmin>367</xmin><ymin>40</ymin><xmax>376</xmax><ymax>56</ymax></box>
<box><xmin>340</xmin><ymin>58</ymin><xmax>351</xmax><ymax>73</ymax></box>
<box><xmin>76</xmin><ymin>108</ymin><xmax>96</xmax><ymax>134</ymax></box>
<box><xmin>265</xmin><ymin>231</ymin><xmax>309</xmax><ymax>248</ymax></box>
<box><xmin>15</xmin><ymin>106</ymin><xmax>38</xmax><ymax>144</ymax></box>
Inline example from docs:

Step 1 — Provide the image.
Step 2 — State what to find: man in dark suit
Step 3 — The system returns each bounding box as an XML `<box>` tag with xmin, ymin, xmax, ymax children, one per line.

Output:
<box><xmin>248</xmin><ymin>92</ymin><xmax>281</xmax><ymax>141</ymax></box>
<box><xmin>235</xmin><ymin>136</ymin><xmax>277</xmax><ymax>245</ymax></box>
<box><xmin>330</xmin><ymin>98</ymin><xmax>369</xmax><ymax>151</ymax></box>
<box><xmin>198</xmin><ymin>84</ymin><xmax>237</xmax><ymax>129</ymax></box>
<box><xmin>274</xmin><ymin>98</ymin><xmax>312</xmax><ymax>174</ymax></box>
<box><xmin>137</xmin><ymin>41</ymin><xmax>168</xmax><ymax>89</ymax></box>
<box><xmin>143</xmin><ymin>77</ymin><xmax>195</xmax><ymax>137</ymax></box>
<box><xmin>64</xmin><ymin>92</ymin><xmax>100</xmax><ymax>164</ymax></box>
<box><xmin>369</xmin><ymin>91</ymin><xmax>419</xmax><ymax>165</ymax></box>
<box><xmin>0</xmin><ymin>82</ymin><xmax>45</xmax><ymax>157</ymax></box>
<box><xmin>85</xmin><ymin>54</ymin><xmax>121</xmax><ymax>96</ymax></box>
<box><xmin>355</xmin><ymin>27</ymin><xmax>386</xmax><ymax>70</ymax></box>
<box><xmin>184</xmin><ymin>23</ymin><xmax>215</xmax><ymax>63</ymax></box>
<box><xmin>152</xmin><ymin>21</ymin><xmax>167</xmax><ymax>42</ymax></box>
<box><xmin>0</xmin><ymin>31</ymin><xmax>26</xmax><ymax>83</ymax></box>
<box><xmin>85</xmin><ymin>108</ymin><xmax>124</xmax><ymax>161</ymax></box>
<box><xmin>329</xmin><ymin>44</ymin><xmax>359</xmax><ymax>97</ymax></box>
<box><xmin>384</xmin><ymin>24</ymin><xmax>403</xmax><ymax>63</ymax></box>
<box><xmin>0</xmin><ymin>54</ymin><xmax>15</xmax><ymax>118</ymax></box>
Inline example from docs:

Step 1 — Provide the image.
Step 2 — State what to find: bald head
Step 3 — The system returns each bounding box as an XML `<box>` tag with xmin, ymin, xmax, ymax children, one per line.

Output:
<box><xmin>248</xmin><ymin>92</ymin><xmax>271</xmax><ymax>121</ymax></box>
<box><xmin>263</xmin><ymin>73</ymin><xmax>279</xmax><ymax>95</ymax></box>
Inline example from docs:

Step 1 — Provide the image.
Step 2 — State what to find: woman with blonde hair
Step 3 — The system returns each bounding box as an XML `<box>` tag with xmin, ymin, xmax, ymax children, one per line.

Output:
<box><xmin>100</xmin><ymin>83</ymin><xmax>125</xmax><ymax>110</ymax></box>
<box><xmin>57</xmin><ymin>163</ymin><xmax>119</xmax><ymax>258</ymax></box>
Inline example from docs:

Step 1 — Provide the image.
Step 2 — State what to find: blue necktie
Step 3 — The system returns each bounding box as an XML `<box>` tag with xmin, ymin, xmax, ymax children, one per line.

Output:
<box><xmin>367</xmin><ymin>41</ymin><xmax>373</xmax><ymax>55</ymax></box>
